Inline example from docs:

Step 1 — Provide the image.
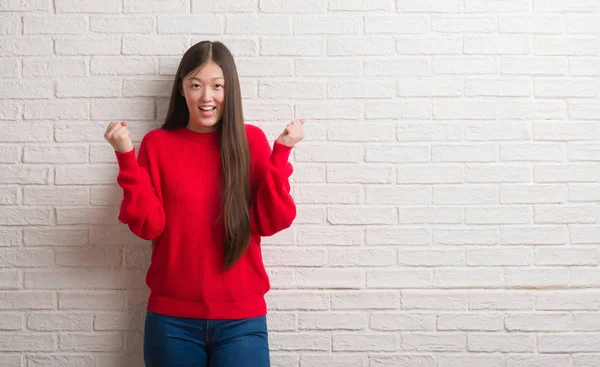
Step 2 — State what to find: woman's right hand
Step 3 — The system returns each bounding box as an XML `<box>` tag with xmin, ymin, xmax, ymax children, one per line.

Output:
<box><xmin>104</xmin><ymin>121</ymin><xmax>134</xmax><ymax>153</ymax></box>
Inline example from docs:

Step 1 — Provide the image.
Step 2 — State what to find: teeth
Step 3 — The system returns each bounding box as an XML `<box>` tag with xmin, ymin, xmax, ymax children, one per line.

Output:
<box><xmin>200</xmin><ymin>106</ymin><xmax>215</xmax><ymax>111</ymax></box>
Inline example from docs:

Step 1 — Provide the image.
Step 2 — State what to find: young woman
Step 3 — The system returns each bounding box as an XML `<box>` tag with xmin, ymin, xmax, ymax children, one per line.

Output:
<box><xmin>104</xmin><ymin>40</ymin><xmax>304</xmax><ymax>367</ymax></box>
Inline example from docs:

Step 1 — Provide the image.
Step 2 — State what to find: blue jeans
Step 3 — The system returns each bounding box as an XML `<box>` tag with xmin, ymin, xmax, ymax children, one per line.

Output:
<box><xmin>143</xmin><ymin>310</ymin><xmax>270</xmax><ymax>367</ymax></box>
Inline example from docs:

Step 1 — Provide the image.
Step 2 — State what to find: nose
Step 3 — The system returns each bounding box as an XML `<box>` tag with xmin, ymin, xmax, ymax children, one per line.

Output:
<box><xmin>200</xmin><ymin>87</ymin><xmax>213</xmax><ymax>102</ymax></box>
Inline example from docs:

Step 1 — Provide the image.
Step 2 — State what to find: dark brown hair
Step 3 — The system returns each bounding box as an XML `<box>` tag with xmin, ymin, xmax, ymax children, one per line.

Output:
<box><xmin>162</xmin><ymin>41</ymin><xmax>251</xmax><ymax>269</ymax></box>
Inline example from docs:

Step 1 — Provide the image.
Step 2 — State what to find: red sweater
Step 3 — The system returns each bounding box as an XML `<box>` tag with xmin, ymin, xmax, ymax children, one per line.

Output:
<box><xmin>115</xmin><ymin>124</ymin><xmax>296</xmax><ymax>319</ymax></box>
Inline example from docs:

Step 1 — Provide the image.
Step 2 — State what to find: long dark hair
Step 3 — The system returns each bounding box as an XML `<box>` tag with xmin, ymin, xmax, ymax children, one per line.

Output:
<box><xmin>162</xmin><ymin>41</ymin><xmax>251</xmax><ymax>269</ymax></box>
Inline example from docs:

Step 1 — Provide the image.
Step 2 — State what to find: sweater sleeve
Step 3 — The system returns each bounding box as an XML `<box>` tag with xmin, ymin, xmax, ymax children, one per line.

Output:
<box><xmin>115</xmin><ymin>136</ymin><xmax>166</xmax><ymax>240</ymax></box>
<box><xmin>249</xmin><ymin>126</ymin><xmax>297</xmax><ymax>237</ymax></box>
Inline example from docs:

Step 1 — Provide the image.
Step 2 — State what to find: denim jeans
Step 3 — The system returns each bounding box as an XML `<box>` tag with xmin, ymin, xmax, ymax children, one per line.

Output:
<box><xmin>143</xmin><ymin>309</ymin><xmax>270</xmax><ymax>367</ymax></box>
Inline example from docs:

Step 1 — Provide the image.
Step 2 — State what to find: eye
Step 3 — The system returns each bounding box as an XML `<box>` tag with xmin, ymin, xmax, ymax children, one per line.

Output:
<box><xmin>191</xmin><ymin>83</ymin><xmax>201</xmax><ymax>89</ymax></box>
<box><xmin>214</xmin><ymin>84</ymin><xmax>223</xmax><ymax>89</ymax></box>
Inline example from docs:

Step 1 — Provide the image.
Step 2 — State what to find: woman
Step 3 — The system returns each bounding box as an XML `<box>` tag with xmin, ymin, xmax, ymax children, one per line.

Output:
<box><xmin>104</xmin><ymin>40</ymin><xmax>304</xmax><ymax>367</ymax></box>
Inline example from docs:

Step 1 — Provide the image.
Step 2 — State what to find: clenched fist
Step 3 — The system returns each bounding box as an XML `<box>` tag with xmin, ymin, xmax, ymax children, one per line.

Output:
<box><xmin>104</xmin><ymin>121</ymin><xmax>134</xmax><ymax>153</ymax></box>
<box><xmin>276</xmin><ymin>119</ymin><xmax>305</xmax><ymax>147</ymax></box>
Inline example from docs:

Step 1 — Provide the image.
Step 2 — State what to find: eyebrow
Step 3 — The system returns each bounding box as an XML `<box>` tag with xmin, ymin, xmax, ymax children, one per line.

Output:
<box><xmin>190</xmin><ymin>77</ymin><xmax>224</xmax><ymax>82</ymax></box>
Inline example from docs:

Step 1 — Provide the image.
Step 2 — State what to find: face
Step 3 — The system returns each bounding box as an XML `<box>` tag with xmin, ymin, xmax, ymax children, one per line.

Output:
<box><xmin>182</xmin><ymin>60</ymin><xmax>225</xmax><ymax>133</ymax></box>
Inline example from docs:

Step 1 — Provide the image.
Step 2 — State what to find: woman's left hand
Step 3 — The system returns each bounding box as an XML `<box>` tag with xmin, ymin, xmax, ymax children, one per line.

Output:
<box><xmin>276</xmin><ymin>118</ymin><xmax>305</xmax><ymax>147</ymax></box>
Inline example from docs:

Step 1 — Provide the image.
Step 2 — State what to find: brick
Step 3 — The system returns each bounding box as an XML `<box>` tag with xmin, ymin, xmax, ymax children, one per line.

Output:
<box><xmin>294</xmin><ymin>184</ymin><xmax>360</xmax><ymax>204</ymax></box>
<box><xmin>0</xmin><ymin>15</ymin><xmax>20</xmax><ymax>35</ymax></box>
<box><xmin>24</xmin><ymin>15</ymin><xmax>86</xmax><ymax>34</ymax></box>
<box><xmin>398</xmin><ymin>77</ymin><xmax>463</xmax><ymax>97</ymax></box>
<box><xmin>437</xmin><ymin>313</ymin><xmax>503</xmax><ymax>331</ymax></box>
<box><xmin>328</xmin><ymin>248</ymin><xmax>396</xmax><ymax>267</ymax></box>
<box><xmin>366</xmin><ymin>58</ymin><xmax>430</xmax><ymax>76</ymax></box>
<box><xmin>468</xmin><ymin>333</ymin><xmax>535</xmax><ymax>352</ymax></box>
<box><xmin>434</xmin><ymin>100</ymin><xmax>496</xmax><ymax>120</ymax></box>
<box><xmin>439</xmin><ymin>355</ymin><xmax>504</xmax><ymax>367</ymax></box>
<box><xmin>296</xmin><ymin>58</ymin><xmax>360</xmax><ymax>76</ymax></box>
<box><xmin>296</xmin><ymin>268</ymin><xmax>362</xmax><ymax>288</ymax></box>
<box><xmin>25</xmin><ymin>269</ymin><xmax>92</xmax><ymax>289</ymax></box>
<box><xmin>266</xmin><ymin>291</ymin><xmax>328</xmax><ymax>310</ymax></box>
<box><xmin>535</xmin><ymin>0</ymin><xmax>598</xmax><ymax>12</ymax></box>
<box><xmin>158</xmin><ymin>16</ymin><xmax>222</xmax><ymax>34</ymax></box>
<box><xmin>56</xmin><ymin>0</ymin><xmax>121</xmax><ymax>12</ymax></box>
<box><xmin>399</xmin><ymin>248</ymin><xmax>464</xmax><ymax>266</ymax></box>
<box><xmin>0</xmin><ymin>0</ymin><xmax>49</xmax><ymax>11</ymax></box>
<box><xmin>465</xmin><ymin>0</ymin><xmax>531</xmax><ymax>12</ymax></box>
<box><xmin>328</xmin><ymin>0</ymin><xmax>392</xmax><ymax>11</ymax></box>
<box><xmin>226</xmin><ymin>15</ymin><xmax>290</xmax><ymax>35</ymax></box>
<box><xmin>367</xmin><ymin>269</ymin><xmax>432</xmax><ymax>288</ymax></box>
<box><xmin>370</xmin><ymin>355</ymin><xmax>436</xmax><ymax>367</ymax></box>
<box><xmin>0</xmin><ymin>58</ymin><xmax>18</xmax><ymax>77</ymax></box>
<box><xmin>56</xmin><ymin>248</ymin><xmax>122</xmax><ymax>268</ymax></box>
<box><xmin>333</xmin><ymin>334</ymin><xmax>397</xmax><ymax>351</ymax></box>
<box><xmin>365</xmin><ymin>15</ymin><xmax>429</xmax><ymax>34</ymax></box>
<box><xmin>56</xmin><ymin>37</ymin><xmax>120</xmax><ymax>55</ymax></box>
<box><xmin>0</xmin><ymin>313</ymin><xmax>22</xmax><ymax>331</ymax></box>
<box><xmin>539</xmin><ymin>333</ymin><xmax>600</xmax><ymax>353</ymax></box>
<box><xmin>397</xmin><ymin>37</ymin><xmax>462</xmax><ymax>55</ymax></box>
<box><xmin>23</xmin><ymin>58</ymin><xmax>87</xmax><ymax>77</ymax></box>
<box><xmin>432</xmin><ymin>16</ymin><xmax>496</xmax><ymax>33</ymax></box>
<box><xmin>299</xmin><ymin>312</ymin><xmax>364</xmax><ymax>330</ymax></box>
<box><xmin>435</xmin><ymin>268</ymin><xmax>503</xmax><ymax>288</ymax></box>
<box><xmin>0</xmin><ymin>333</ymin><xmax>54</xmax><ymax>351</ymax></box>
<box><xmin>432</xmin><ymin>185</ymin><xmax>496</xmax><ymax>205</ymax></box>
<box><xmin>0</xmin><ymin>230</ymin><xmax>20</xmax><ymax>247</ymax></box>
<box><xmin>27</xmin><ymin>356</ymin><xmax>94</xmax><ymax>367</ymax></box>
<box><xmin>570</xmin><ymin>57</ymin><xmax>600</xmax><ymax>75</ymax></box>
<box><xmin>59</xmin><ymin>332</ymin><xmax>122</xmax><ymax>352</ymax></box>
<box><xmin>434</xmin><ymin>228</ymin><xmax>499</xmax><ymax>246</ymax></box>
<box><xmin>27</xmin><ymin>312</ymin><xmax>93</xmax><ymax>331</ymax></box>
<box><xmin>261</xmin><ymin>248</ymin><xmax>326</xmax><ymax>267</ymax></box>
<box><xmin>402</xmin><ymin>333</ymin><xmax>466</xmax><ymax>352</ymax></box>
<box><xmin>301</xmin><ymin>355</ymin><xmax>364</xmax><ymax>367</ymax></box>
<box><xmin>535</xmin><ymin>204</ymin><xmax>598</xmax><ymax>224</ymax></box>
<box><xmin>465</xmin><ymin>36</ymin><xmax>530</xmax><ymax>55</ymax></box>
<box><xmin>262</xmin><ymin>37</ymin><xmax>323</xmax><ymax>56</ymax></box>
<box><xmin>505</xmin><ymin>268</ymin><xmax>569</xmax><ymax>287</ymax></box>
<box><xmin>367</xmin><ymin>186</ymin><xmax>430</xmax><ymax>205</ymax></box>
<box><xmin>259</xmin><ymin>81</ymin><xmax>325</xmax><ymax>99</ymax></box>
<box><xmin>59</xmin><ymin>291</ymin><xmax>126</xmax><ymax>310</ymax></box>
<box><xmin>506</xmin><ymin>355</ymin><xmax>570</xmax><ymax>367</ymax></box>
<box><xmin>23</xmin><ymin>145</ymin><xmax>88</xmax><ymax>164</ymax></box>
<box><xmin>397</xmin><ymin>0</ymin><xmax>462</xmax><ymax>12</ymax></box>
<box><xmin>122</xmin><ymin>36</ymin><xmax>188</xmax><ymax>55</ymax></box>
<box><xmin>501</xmin><ymin>225</ymin><xmax>567</xmax><ymax>245</ymax></box>
<box><xmin>0</xmin><ymin>208</ymin><xmax>52</xmax><ymax>226</ymax></box>
<box><xmin>470</xmin><ymin>291</ymin><xmax>534</xmax><ymax>310</ymax></box>
<box><xmin>371</xmin><ymin>313</ymin><xmax>435</xmax><ymax>331</ymax></box>
<box><xmin>502</xmin><ymin>56</ymin><xmax>567</xmax><ymax>75</ymax></box>
<box><xmin>23</xmin><ymin>100</ymin><xmax>89</xmax><ymax>120</ymax></box>
<box><xmin>465</xmin><ymin>78</ymin><xmax>530</xmax><ymax>97</ymax></box>
<box><xmin>328</xmin><ymin>80</ymin><xmax>396</xmax><ymax>99</ymax></box>
<box><xmin>535</xmin><ymin>37</ymin><xmax>599</xmax><ymax>56</ymax></box>
<box><xmin>298</xmin><ymin>227</ymin><xmax>362</xmax><ymax>246</ymax></box>
<box><xmin>270</xmin><ymin>333</ymin><xmax>329</xmax><ymax>351</ymax></box>
<box><xmin>366</xmin><ymin>101</ymin><xmax>431</xmax><ymax>119</ymax></box>
<box><xmin>500</xmin><ymin>184</ymin><xmax>565</xmax><ymax>204</ymax></box>
<box><xmin>191</xmin><ymin>0</ymin><xmax>255</xmax><ymax>12</ymax></box>
<box><xmin>0</xmin><ymin>249</ymin><xmax>54</xmax><ymax>267</ymax></box>
<box><xmin>399</xmin><ymin>164</ymin><xmax>463</xmax><ymax>184</ymax></box>
<box><xmin>328</xmin><ymin>37</ymin><xmax>395</xmax><ymax>56</ymax></box>
<box><xmin>0</xmin><ymin>37</ymin><xmax>53</xmax><ymax>56</ymax></box>
<box><xmin>92</xmin><ymin>16</ymin><xmax>154</xmax><ymax>34</ymax></box>
<box><xmin>500</xmin><ymin>15</ymin><xmax>564</xmax><ymax>34</ymax></box>
<box><xmin>124</xmin><ymin>0</ymin><xmax>188</xmax><ymax>13</ymax></box>
<box><xmin>505</xmin><ymin>312</ymin><xmax>570</xmax><ymax>331</ymax></box>
<box><xmin>403</xmin><ymin>291</ymin><xmax>468</xmax><ymax>310</ymax></box>
<box><xmin>91</xmin><ymin>99</ymin><xmax>155</xmax><ymax>120</ymax></box>
<box><xmin>295</xmin><ymin>15</ymin><xmax>360</xmax><ymax>35</ymax></box>
<box><xmin>24</xmin><ymin>228</ymin><xmax>87</xmax><ymax>247</ymax></box>
<box><xmin>0</xmin><ymin>165</ymin><xmax>50</xmax><ymax>185</ymax></box>
<box><xmin>466</xmin><ymin>164</ymin><xmax>531</xmax><ymax>183</ymax></box>
<box><xmin>399</xmin><ymin>206</ymin><xmax>462</xmax><ymax>225</ymax></box>
<box><xmin>329</xmin><ymin>121</ymin><xmax>395</xmax><ymax>142</ymax></box>
<box><xmin>433</xmin><ymin>56</ymin><xmax>499</xmax><ymax>75</ymax></box>
<box><xmin>92</xmin><ymin>57</ymin><xmax>157</xmax><ymax>75</ymax></box>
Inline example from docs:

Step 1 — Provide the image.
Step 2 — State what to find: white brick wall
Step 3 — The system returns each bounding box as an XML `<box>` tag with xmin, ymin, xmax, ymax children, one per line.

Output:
<box><xmin>1</xmin><ymin>0</ymin><xmax>600</xmax><ymax>365</ymax></box>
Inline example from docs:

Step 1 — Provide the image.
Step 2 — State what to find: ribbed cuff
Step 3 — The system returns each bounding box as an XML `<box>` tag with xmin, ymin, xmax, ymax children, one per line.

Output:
<box><xmin>115</xmin><ymin>148</ymin><xmax>137</xmax><ymax>171</ymax></box>
<box><xmin>270</xmin><ymin>141</ymin><xmax>293</xmax><ymax>167</ymax></box>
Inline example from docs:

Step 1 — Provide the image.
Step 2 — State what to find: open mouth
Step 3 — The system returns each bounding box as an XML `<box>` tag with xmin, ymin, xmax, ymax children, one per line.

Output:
<box><xmin>199</xmin><ymin>105</ymin><xmax>216</xmax><ymax>118</ymax></box>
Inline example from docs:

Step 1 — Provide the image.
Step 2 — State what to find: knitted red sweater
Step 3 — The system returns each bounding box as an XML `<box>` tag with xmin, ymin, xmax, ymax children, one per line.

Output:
<box><xmin>115</xmin><ymin>124</ymin><xmax>296</xmax><ymax>319</ymax></box>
